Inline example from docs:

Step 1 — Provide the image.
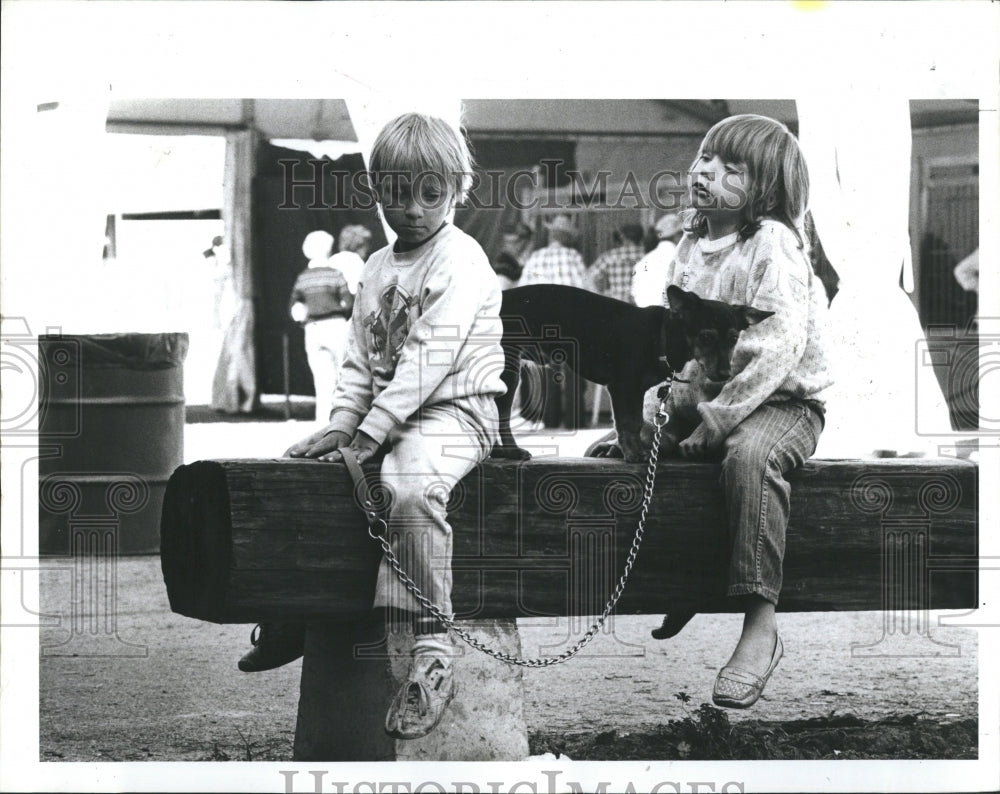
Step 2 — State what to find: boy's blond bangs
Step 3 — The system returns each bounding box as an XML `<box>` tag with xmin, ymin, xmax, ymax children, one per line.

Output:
<box><xmin>369</xmin><ymin>113</ymin><xmax>474</xmax><ymax>201</ymax></box>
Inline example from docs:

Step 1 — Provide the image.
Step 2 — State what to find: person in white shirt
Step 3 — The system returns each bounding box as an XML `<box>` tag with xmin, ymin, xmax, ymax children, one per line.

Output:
<box><xmin>631</xmin><ymin>212</ymin><xmax>683</xmax><ymax>307</ymax></box>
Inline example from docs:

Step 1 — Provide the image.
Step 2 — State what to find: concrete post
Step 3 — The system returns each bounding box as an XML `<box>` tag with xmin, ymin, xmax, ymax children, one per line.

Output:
<box><xmin>293</xmin><ymin>617</ymin><xmax>529</xmax><ymax>761</ymax></box>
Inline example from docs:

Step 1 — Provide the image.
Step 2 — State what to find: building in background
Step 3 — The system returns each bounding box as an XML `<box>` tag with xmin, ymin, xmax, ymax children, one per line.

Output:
<box><xmin>101</xmin><ymin>99</ymin><xmax>979</xmax><ymax>429</ymax></box>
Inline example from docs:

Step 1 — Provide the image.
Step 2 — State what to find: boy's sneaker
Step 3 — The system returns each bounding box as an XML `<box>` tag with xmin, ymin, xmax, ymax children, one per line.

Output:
<box><xmin>384</xmin><ymin>653</ymin><xmax>456</xmax><ymax>739</ymax></box>
<box><xmin>237</xmin><ymin>622</ymin><xmax>306</xmax><ymax>672</ymax></box>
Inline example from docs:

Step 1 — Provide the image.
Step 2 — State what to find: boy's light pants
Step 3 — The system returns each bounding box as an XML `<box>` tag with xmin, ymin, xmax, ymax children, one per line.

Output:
<box><xmin>373</xmin><ymin>400</ymin><xmax>497</xmax><ymax>618</ymax></box>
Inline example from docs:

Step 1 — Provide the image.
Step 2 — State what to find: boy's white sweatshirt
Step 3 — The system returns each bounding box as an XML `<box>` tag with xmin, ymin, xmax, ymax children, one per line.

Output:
<box><xmin>665</xmin><ymin>220</ymin><xmax>834</xmax><ymax>445</ymax></box>
<box><xmin>327</xmin><ymin>223</ymin><xmax>506</xmax><ymax>445</ymax></box>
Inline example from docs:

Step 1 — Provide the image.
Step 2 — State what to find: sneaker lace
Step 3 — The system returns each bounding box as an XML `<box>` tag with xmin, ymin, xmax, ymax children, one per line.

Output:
<box><xmin>405</xmin><ymin>658</ymin><xmax>449</xmax><ymax>718</ymax></box>
<box><xmin>402</xmin><ymin>680</ymin><xmax>431</xmax><ymax>719</ymax></box>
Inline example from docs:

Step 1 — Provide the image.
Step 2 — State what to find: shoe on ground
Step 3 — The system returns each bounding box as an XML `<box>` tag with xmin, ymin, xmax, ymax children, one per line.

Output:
<box><xmin>237</xmin><ymin>622</ymin><xmax>306</xmax><ymax>672</ymax></box>
<box><xmin>384</xmin><ymin>654</ymin><xmax>456</xmax><ymax>739</ymax></box>
<box><xmin>712</xmin><ymin>634</ymin><xmax>783</xmax><ymax>709</ymax></box>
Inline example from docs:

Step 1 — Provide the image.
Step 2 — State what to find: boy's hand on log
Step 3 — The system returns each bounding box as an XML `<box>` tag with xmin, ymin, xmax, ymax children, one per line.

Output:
<box><xmin>588</xmin><ymin>440</ymin><xmax>624</xmax><ymax>458</ymax></box>
<box><xmin>318</xmin><ymin>431</ymin><xmax>379</xmax><ymax>464</ymax></box>
<box><xmin>585</xmin><ymin>430</ymin><xmax>622</xmax><ymax>458</ymax></box>
<box><xmin>285</xmin><ymin>427</ymin><xmax>351</xmax><ymax>459</ymax></box>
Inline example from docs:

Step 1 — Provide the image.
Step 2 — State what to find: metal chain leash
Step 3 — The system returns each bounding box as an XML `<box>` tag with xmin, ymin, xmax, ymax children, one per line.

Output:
<box><xmin>359</xmin><ymin>393</ymin><xmax>671</xmax><ymax>669</ymax></box>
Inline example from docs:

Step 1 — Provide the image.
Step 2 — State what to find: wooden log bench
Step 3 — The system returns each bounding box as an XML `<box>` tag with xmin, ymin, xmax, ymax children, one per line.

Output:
<box><xmin>160</xmin><ymin>456</ymin><xmax>978</xmax><ymax>761</ymax></box>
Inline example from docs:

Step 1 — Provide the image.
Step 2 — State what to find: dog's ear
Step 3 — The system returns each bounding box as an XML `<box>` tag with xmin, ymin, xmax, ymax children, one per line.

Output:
<box><xmin>738</xmin><ymin>306</ymin><xmax>775</xmax><ymax>329</ymax></box>
<box><xmin>666</xmin><ymin>285</ymin><xmax>702</xmax><ymax>314</ymax></box>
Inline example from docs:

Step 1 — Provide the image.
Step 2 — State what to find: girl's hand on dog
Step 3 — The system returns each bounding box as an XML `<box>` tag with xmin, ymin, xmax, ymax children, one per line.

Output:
<box><xmin>285</xmin><ymin>426</ymin><xmax>351</xmax><ymax>459</ymax></box>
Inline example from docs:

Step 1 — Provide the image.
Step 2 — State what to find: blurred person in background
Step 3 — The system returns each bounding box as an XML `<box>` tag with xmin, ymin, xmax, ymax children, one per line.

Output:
<box><xmin>290</xmin><ymin>227</ymin><xmax>369</xmax><ymax>424</ymax></box>
<box><xmin>329</xmin><ymin>224</ymin><xmax>372</xmax><ymax>297</ymax></box>
<box><xmin>589</xmin><ymin>222</ymin><xmax>645</xmax><ymax>304</ymax></box>
<box><xmin>491</xmin><ymin>221</ymin><xmax>533</xmax><ymax>290</ymax></box>
<box><xmin>517</xmin><ymin>213</ymin><xmax>587</xmax><ymax>429</ymax></box>
<box><xmin>631</xmin><ymin>212</ymin><xmax>683</xmax><ymax>307</ymax></box>
<box><xmin>518</xmin><ymin>214</ymin><xmax>587</xmax><ymax>289</ymax></box>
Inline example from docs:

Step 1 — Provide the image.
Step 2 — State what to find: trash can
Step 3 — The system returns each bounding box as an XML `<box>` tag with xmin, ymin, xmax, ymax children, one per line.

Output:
<box><xmin>38</xmin><ymin>333</ymin><xmax>188</xmax><ymax>555</ymax></box>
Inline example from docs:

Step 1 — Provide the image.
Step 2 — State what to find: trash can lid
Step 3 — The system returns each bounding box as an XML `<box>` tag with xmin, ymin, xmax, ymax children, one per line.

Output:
<box><xmin>40</xmin><ymin>333</ymin><xmax>189</xmax><ymax>370</ymax></box>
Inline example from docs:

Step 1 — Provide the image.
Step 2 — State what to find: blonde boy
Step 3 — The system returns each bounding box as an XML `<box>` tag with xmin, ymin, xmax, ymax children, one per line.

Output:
<box><xmin>241</xmin><ymin>113</ymin><xmax>506</xmax><ymax>739</ymax></box>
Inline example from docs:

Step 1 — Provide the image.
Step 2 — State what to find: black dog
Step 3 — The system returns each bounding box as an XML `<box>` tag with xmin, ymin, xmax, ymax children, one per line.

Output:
<box><xmin>493</xmin><ymin>284</ymin><xmax>772</xmax><ymax>462</ymax></box>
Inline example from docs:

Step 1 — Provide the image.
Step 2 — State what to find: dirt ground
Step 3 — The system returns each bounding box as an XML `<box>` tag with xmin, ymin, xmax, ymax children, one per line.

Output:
<box><xmin>39</xmin><ymin>557</ymin><xmax>978</xmax><ymax>761</ymax></box>
<box><xmin>37</xmin><ymin>555</ymin><xmax>978</xmax><ymax>762</ymax></box>
<box><xmin>36</xmin><ymin>417</ymin><xmax>981</xmax><ymax>763</ymax></box>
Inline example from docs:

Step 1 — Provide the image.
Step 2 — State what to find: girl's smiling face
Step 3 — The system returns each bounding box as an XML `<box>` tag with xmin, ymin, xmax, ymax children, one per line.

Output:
<box><xmin>379</xmin><ymin>173</ymin><xmax>454</xmax><ymax>249</ymax></box>
<box><xmin>689</xmin><ymin>151</ymin><xmax>750</xmax><ymax>215</ymax></box>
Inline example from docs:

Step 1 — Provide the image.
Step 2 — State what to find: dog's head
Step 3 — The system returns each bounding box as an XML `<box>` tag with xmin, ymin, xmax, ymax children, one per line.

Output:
<box><xmin>665</xmin><ymin>285</ymin><xmax>773</xmax><ymax>383</ymax></box>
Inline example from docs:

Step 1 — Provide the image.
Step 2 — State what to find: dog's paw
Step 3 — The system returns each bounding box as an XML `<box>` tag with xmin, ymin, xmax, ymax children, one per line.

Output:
<box><xmin>491</xmin><ymin>445</ymin><xmax>533</xmax><ymax>461</ymax></box>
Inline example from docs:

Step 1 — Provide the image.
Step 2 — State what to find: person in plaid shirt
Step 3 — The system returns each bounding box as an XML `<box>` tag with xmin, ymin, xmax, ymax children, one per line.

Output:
<box><xmin>518</xmin><ymin>214</ymin><xmax>587</xmax><ymax>288</ymax></box>
<box><xmin>588</xmin><ymin>223</ymin><xmax>645</xmax><ymax>303</ymax></box>
<box><xmin>515</xmin><ymin>214</ymin><xmax>588</xmax><ymax>428</ymax></box>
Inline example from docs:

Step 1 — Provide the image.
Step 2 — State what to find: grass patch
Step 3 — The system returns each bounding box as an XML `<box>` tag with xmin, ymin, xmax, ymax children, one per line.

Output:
<box><xmin>530</xmin><ymin>705</ymin><xmax>977</xmax><ymax>760</ymax></box>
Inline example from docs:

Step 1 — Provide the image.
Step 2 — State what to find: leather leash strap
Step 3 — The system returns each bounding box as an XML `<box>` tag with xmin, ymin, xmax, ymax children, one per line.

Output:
<box><xmin>339</xmin><ymin>447</ymin><xmax>388</xmax><ymax>535</ymax></box>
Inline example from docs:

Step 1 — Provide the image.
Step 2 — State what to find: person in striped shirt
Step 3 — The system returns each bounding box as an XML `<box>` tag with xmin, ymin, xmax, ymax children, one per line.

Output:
<box><xmin>290</xmin><ymin>228</ymin><xmax>368</xmax><ymax>423</ymax></box>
